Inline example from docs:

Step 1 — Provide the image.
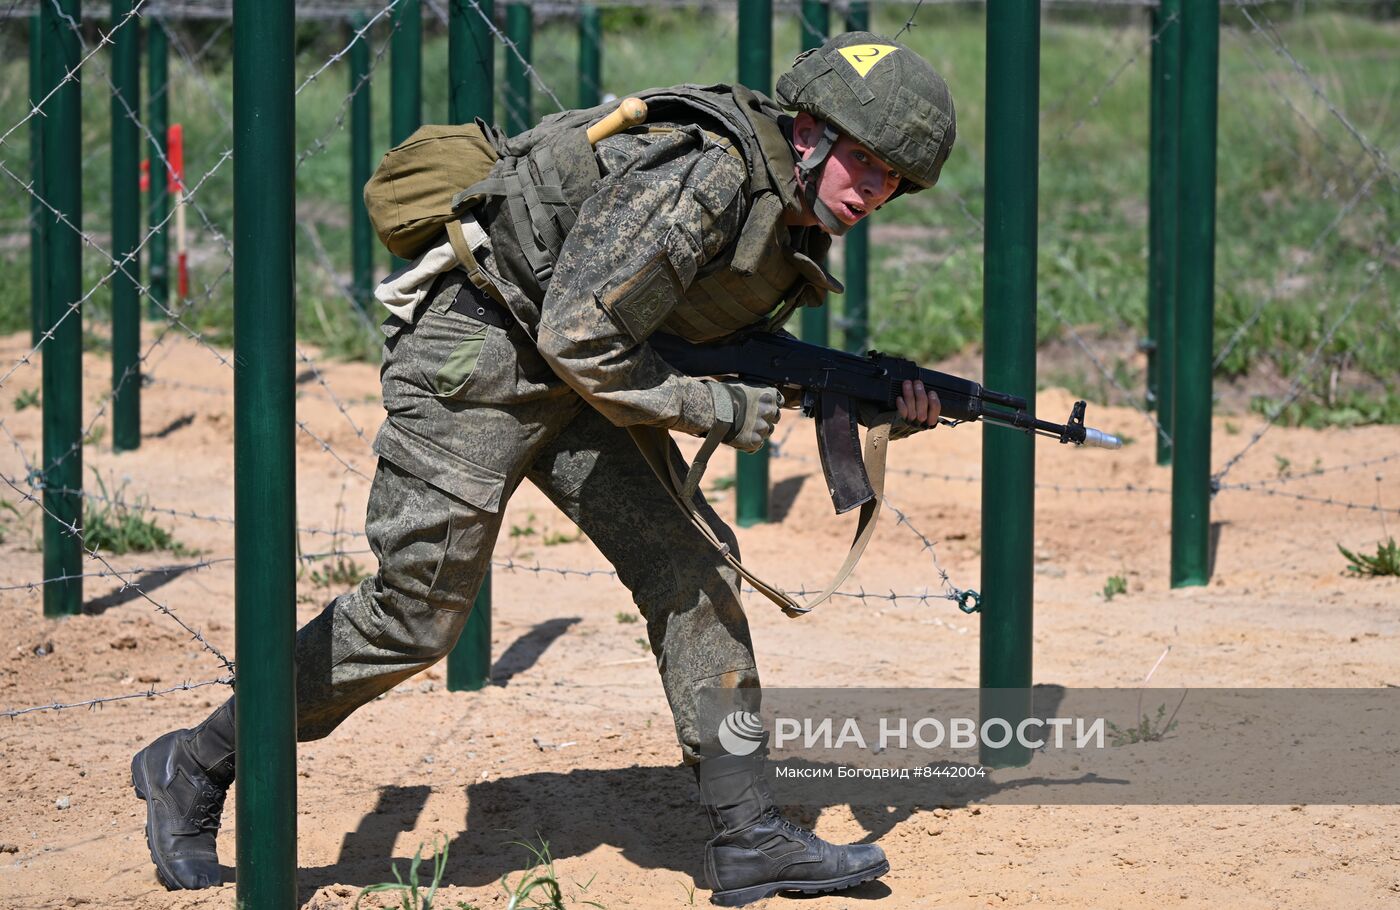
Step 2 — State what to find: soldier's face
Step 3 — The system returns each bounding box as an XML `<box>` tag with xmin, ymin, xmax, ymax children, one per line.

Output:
<box><xmin>792</xmin><ymin>113</ymin><xmax>902</xmax><ymax>231</ymax></box>
<box><xmin>816</xmin><ymin>136</ymin><xmax>902</xmax><ymax>227</ymax></box>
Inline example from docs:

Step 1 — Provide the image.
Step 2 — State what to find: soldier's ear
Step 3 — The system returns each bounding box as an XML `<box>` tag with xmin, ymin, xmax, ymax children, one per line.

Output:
<box><xmin>791</xmin><ymin>112</ymin><xmax>824</xmax><ymax>158</ymax></box>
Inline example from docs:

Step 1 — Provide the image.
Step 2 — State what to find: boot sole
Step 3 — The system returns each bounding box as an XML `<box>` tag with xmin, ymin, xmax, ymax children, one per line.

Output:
<box><xmin>709</xmin><ymin>858</ymin><xmax>890</xmax><ymax>907</ymax></box>
<box><xmin>130</xmin><ymin>751</ymin><xmax>182</xmax><ymax>892</ymax></box>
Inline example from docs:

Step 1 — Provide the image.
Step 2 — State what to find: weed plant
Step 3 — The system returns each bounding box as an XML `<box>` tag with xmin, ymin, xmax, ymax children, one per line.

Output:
<box><xmin>12</xmin><ymin>388</ymin><xmax>38</xmax><ymax>411</ymax></box>
<box><xmin>82</xmin><ymin>473</ymin><xmax>193</xmax><ymax>556</ymax></box>
<box><xmin>0</xmin><ymin>499</ymin><xmax>25</xmax><ymax>546</ymax></box>
<box><xmin>1108</xmin><ymin>703</ymin><xmax>1180</xmax><ymax>746</ymax></box>
<box><xmin>355</xmin><ymin>836</ymin><xmax>456</xmax><ymax>910</ymax></box>
<box><xmin>1337</xmin><ymin>538</ymin><xmax>1400</xmax><ymax>577</ymax></box>
<box><xmin>500</xmin><ymin>836</ymin><xmax>603</xmax><ymax>910</ymax></box>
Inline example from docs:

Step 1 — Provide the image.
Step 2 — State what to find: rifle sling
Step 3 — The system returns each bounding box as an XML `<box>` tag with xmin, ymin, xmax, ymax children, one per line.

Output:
<box><xmin>626</xmin><ymin>414</ymin><xmax>891</xmax><ymax>618</ymax></box>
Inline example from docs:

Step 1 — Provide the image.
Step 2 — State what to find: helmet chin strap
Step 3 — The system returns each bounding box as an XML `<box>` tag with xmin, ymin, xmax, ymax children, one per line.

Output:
<box><xmin>793</xmin><ymin>122</ymin><xmax>851</xmax><ymax>236</ymax></box>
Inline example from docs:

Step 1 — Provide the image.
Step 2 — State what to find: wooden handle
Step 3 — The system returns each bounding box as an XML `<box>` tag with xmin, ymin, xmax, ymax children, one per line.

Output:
<box><xmin>586</xmin><ymin>97</ymin><xmax>648</xmax><ymax>145</ymax></box>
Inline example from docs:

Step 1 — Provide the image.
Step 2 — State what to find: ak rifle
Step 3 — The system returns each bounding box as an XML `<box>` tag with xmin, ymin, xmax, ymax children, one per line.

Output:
<box><xmin>649</xmin><ymin>330</ymin><xmax>1123</xmax><ymax>514</ymax></box>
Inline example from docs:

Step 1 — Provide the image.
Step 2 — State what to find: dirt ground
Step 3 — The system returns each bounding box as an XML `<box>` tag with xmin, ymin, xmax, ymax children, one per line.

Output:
<box><xmin>0</xmin><ymin>330</ymin><xmax>1397</xmax><ymax>910</ymax></box>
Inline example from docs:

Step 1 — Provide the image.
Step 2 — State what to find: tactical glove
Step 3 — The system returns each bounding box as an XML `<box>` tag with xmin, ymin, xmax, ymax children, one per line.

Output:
<box><xmin>707</xmin><ymin>379</ymin><xmax>781</xmax><ymax>453</ymax></box>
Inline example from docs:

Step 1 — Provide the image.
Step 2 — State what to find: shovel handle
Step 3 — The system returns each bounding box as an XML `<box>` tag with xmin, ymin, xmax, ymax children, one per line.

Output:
<box><xmin>586</xmin><ymin>97</ymin><xmax>648</xmax><ymax>145</ymax></box>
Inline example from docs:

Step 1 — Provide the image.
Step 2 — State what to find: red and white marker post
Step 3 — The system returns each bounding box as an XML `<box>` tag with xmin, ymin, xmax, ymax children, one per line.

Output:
<box><xmin>168</xmin><ymin>124</ymin><xmax>188</xmax><ymax>301</ymax></box>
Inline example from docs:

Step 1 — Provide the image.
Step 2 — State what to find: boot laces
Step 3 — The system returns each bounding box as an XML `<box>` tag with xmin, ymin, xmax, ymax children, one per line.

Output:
<box><xmin>766</xmin><ymin>808</ymin><xmax>819</xmax><ymax>844</ymax></box>
<box><xmin>189</xmin><ymin>779</ymin><xmax>228</xmax><ymax>833</ymax></box>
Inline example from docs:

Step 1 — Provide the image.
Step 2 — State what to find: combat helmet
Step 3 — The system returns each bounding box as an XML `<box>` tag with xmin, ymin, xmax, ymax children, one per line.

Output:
<box><xmin>775</xmin><ymin>31</ymin><xmax>955</xmax><ymax>230</ymax></box>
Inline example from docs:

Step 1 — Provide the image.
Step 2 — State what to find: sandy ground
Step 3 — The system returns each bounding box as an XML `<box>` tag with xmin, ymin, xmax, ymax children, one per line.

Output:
<box><xmin>0</xmin><ymin>330</ymin><xmax>1397</xmax><ymax>910</ymax></box>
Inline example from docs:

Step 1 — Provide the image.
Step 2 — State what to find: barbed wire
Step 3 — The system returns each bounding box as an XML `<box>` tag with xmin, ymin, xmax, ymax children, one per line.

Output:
<box><xmin>462</xmin><ymin>0</ymin><xmax>567</xmax><ymax>115</ymax></box>
<box><xmin>297</xmin><ymin>218</ymin><xmax>381</xmax><ymax>336</ymax></box>
<box><xmin>1212</xmin><ymin>252</ymin><xmax>1393</xmax><ymax>484</ymax></box>
<box><xmin>1038</xmin><ymin>278</ymin><xmax>1173</xmax><ymax>446</ymax></box>
<box><xmin>1</xmin><ymin>677</ymin><xmax>234</xmax><ymax>721</ymax></box>
<box><xmin>1210</xmin><ymin>17</ymin><xmax>1395</xmax><ymax>371</ymax></box>
<box><xmin>1214</xmin><ymin>480</ymin><xmax>1400</xmax><ymax>516</ymax></box>
<box><xmin>1217</xmin><ymin>450</ymin><xmax>1400</xmax><ymax>488</ymax></box>
<box><xmin>1052</xmin><ymin>11</ymin><xmax>1176</xmax><ymax>147</ymax></box>
<box><xmin>296</xmin><ymin>348</ymin><xmax>376</xmax><ymax>453</ymax></box>
<box><xmin>295</xmin><ymin>7</ymin><xmax>400</xmax><ymax>173</ymax></box>
<box><xmin>24</xmin><ymin>484</ymin><xmax>372</xmax><ymax>539</ymax></box>
<box><xmin>880</xmin><ymin>493</ymin><xmax>970</xmax><ymax>606</ymax></box>
<box><xmin>0</xmin><ymin>470</ymin><xmax>235</xmax><ymax>673</ymax></box>
<box><xmin>4</xmin><ymin>1</ymin><xmax>393</xmax><ymax>494</ymax></box>
<box><xmin>767</xmin><ymin>434</ymin><xmax>1170</xmax><ymax>496</ymax></box>
<box><xmin>1239</xmin><ymin>4</ymin><xmax>1400</xmax><ymax>190</ymax></box>
<box><xmin>1212</xmin><ymin>161</ymin><xmax>1385</xmax><ymax>371</ymax></box>
<box><xmin>0</xmin><ymin>557</ymin><xmax>235</xmax><ymax>593</ymax></box>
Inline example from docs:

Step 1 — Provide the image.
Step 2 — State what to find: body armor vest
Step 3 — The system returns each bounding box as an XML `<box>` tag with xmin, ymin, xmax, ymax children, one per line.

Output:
<box><xmin>466</xmin><ymin>84</ymin><xmax>842</xmax><ymax>343</ymax></box>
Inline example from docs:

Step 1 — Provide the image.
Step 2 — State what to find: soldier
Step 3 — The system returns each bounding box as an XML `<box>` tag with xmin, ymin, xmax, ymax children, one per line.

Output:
<box><xmin>130</xmin><ymin>31</ymin><xmax>955</xmax><ymax>907</ymax></box>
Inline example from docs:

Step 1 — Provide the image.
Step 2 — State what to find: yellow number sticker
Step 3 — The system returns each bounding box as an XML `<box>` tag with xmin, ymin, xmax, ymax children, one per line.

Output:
<box><xmin>836</xmin><ymin>44</ymin><xmax>898</xmax><ymax>78</ymax></box>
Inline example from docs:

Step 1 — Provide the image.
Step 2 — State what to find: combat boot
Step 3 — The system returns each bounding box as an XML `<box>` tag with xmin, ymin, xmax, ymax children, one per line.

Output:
<box><xmin>130</xmin><ymin>698</ymin><xmax>236</xmax><ymax>890</ymax></box>
<box><xmin>694</xmin><ymin>748</ymin><xmax>888</xmax><ymax>906</ymax></box>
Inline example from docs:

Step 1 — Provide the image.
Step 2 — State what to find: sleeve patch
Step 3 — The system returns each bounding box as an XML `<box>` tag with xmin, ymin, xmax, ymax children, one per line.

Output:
<box><xmin>595</xmin><ymin>243</ymin><xmax>684</xmax><ymax>342</ymax></box>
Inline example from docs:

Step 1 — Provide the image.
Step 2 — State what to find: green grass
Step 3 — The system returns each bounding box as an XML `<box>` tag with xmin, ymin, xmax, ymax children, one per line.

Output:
<box><xmin>355</xmin><ymin>836</ymin><xmax>459</xmax><ymax>910</ymax></box>
<box><xmin>2</xmin><ymin>7</ymin><xmax>1396</xmax><ymax>423</ymax></box>
<box><xmin>82</xmin><ymin>473</ymin><xmax>194</xmax><ymax>556</ymax></box>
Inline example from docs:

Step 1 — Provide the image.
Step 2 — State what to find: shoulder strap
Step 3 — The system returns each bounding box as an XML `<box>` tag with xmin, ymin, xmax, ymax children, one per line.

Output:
<box><xmin>625</xmin><ymin>416</ymin><xmax>891</xmax><ymax>618</ymax></box>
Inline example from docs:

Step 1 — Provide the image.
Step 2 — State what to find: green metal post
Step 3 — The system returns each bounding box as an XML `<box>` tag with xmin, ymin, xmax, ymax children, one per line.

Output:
<box><xmin>578</xmin><ymin>4</ymin><xmax>602</xmax><ymax>109</ymax></box>
<box><xmin>979</xmin><ymin>1</ymin><xmax>1039</xmax><ymax>769</ymax></box>
<box><xmin>842</xmin><ymin>0</ymin><xmax>870</xmax><ymax>354</ymax></box>
<box><xmin>1170</xmin><ymin>0</ymin><xmax>1219</xmax><ymax>588</ymax></box>
<box><xmin>147</xmin><ymin>18</ymin><xmax>169</xmax><ymax>319</ymax></box>
<box><xmin>390</xmin><ymin>0</ymin><xmax>422</xmax><ymax>271</ymax></box>
<box><xmin>350</xmin><ymin>15</ymin><xmax>373</xmax><ymax>308</ymax></box>
<box><xmin>447</xmin><ymin>573</ymin><xmax>492</xmax><ymax>691</ymax></box>
<box><xmin>233</xmin><ymin>0</ymin><xmax>297</xmax><ymax>905</ymax></box>
<box><xmin>449</xmin><ymin>0</ymin><xmax>494</xmax><ymax>124</ymax></box>
<box><xmin>448</xmin><ymin>0</ymin><xmax>496</xmax><ymax>690</ymax></box>
<box><xmin>504</xmin><ymin>2</ymin><xmax>532</xmax><ymax>136</ymax></box>
<box><xmin>843</xmin><ymin>222</ymin><xmax>870</xmax><ymax>354</ymax></box>
<box><xmin>391</xmin><ymin>0</ymin><xmax>423</xmax><ymax>144</ymax></box>
<box><xmin>40</xmin><ymin>0</ymin><xmax>82</xmax><ymax>619</ymax></box>
<box><xmin>1148</xmin><ymin>0</ymin><xmax>1181</xmax><ymax>467</ymax></box>
<box><xmin>112</xmin><ymin>0</ymin><xmax>141</xmax><ymax>453</ymax></box>
<box><xmin>798</xmin><ymin>0</ymin><xmax>830</xmax><ymax>348</ymax></box>
<box><xmin>29</xmin><ymin>14</ymin><xmax>43</xmax><ymax>347</ymax></box>
<box><xmin>737</xmin><ymin>0</ymin><xmax>771</xmax><ymax>94</ymax></box>
<box><xmin>735</xmin><ymin>0</ymin><xmax>772</xmax><ymax>528</ymax></box>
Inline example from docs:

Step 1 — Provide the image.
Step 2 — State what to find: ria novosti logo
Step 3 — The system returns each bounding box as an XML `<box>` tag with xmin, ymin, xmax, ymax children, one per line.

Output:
<box><xmin>717</xmin><ymin>710</ymin><xmax>766</xmax><ymax>756</ymax></box>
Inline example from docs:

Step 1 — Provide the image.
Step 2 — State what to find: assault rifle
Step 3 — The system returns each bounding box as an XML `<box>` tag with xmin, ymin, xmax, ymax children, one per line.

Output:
<box><xmin>649</xmin><ymin>330</ymin><xmax>1123</xmax><ymax>515</ymax></box>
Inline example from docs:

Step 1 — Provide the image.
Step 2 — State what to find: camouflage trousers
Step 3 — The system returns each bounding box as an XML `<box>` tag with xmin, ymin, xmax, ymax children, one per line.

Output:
<box><xmin>291</xmin><ymin>271</ymin><xmax>759</xmax><ymax>762</ymax></box>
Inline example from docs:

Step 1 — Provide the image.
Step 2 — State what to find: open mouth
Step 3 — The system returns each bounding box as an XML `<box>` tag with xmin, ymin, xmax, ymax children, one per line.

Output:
<box><xmin>844</xmin><ymin>201</ymin><xmax>867</xmax><ymax>222</ymax></box>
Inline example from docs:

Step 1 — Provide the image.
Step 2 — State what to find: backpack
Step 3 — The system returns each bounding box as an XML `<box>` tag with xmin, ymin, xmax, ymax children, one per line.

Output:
<box><xmin>363</xmin><ymin>120</ymin><xmax>505</xmax><ymax>259</ymax></box>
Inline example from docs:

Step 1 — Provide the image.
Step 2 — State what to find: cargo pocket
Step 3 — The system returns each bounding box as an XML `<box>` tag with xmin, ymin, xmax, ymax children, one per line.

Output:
<box><xmin>432</xmin><ymin>324</ymin><xmax>489</xmax><ymax>398</ymax></box>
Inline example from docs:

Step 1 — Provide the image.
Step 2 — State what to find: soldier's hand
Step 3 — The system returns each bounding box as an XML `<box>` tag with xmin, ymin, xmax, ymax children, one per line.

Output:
<box><xmin>892</xmin><ymin>380</ymin><xmax>941</xmax><ymax>440</ymax></box>
<box><xmin>717</xmin><ymin>381</ymin><xmax>781</xmax><ymax>453</ymax></box>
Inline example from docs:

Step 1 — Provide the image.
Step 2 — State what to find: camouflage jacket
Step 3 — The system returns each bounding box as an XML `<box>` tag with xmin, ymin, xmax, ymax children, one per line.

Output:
<box><xmin>470</xmin><ymin>85</ymin><xmax>842</xmax><ymax>437</ymax></box>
